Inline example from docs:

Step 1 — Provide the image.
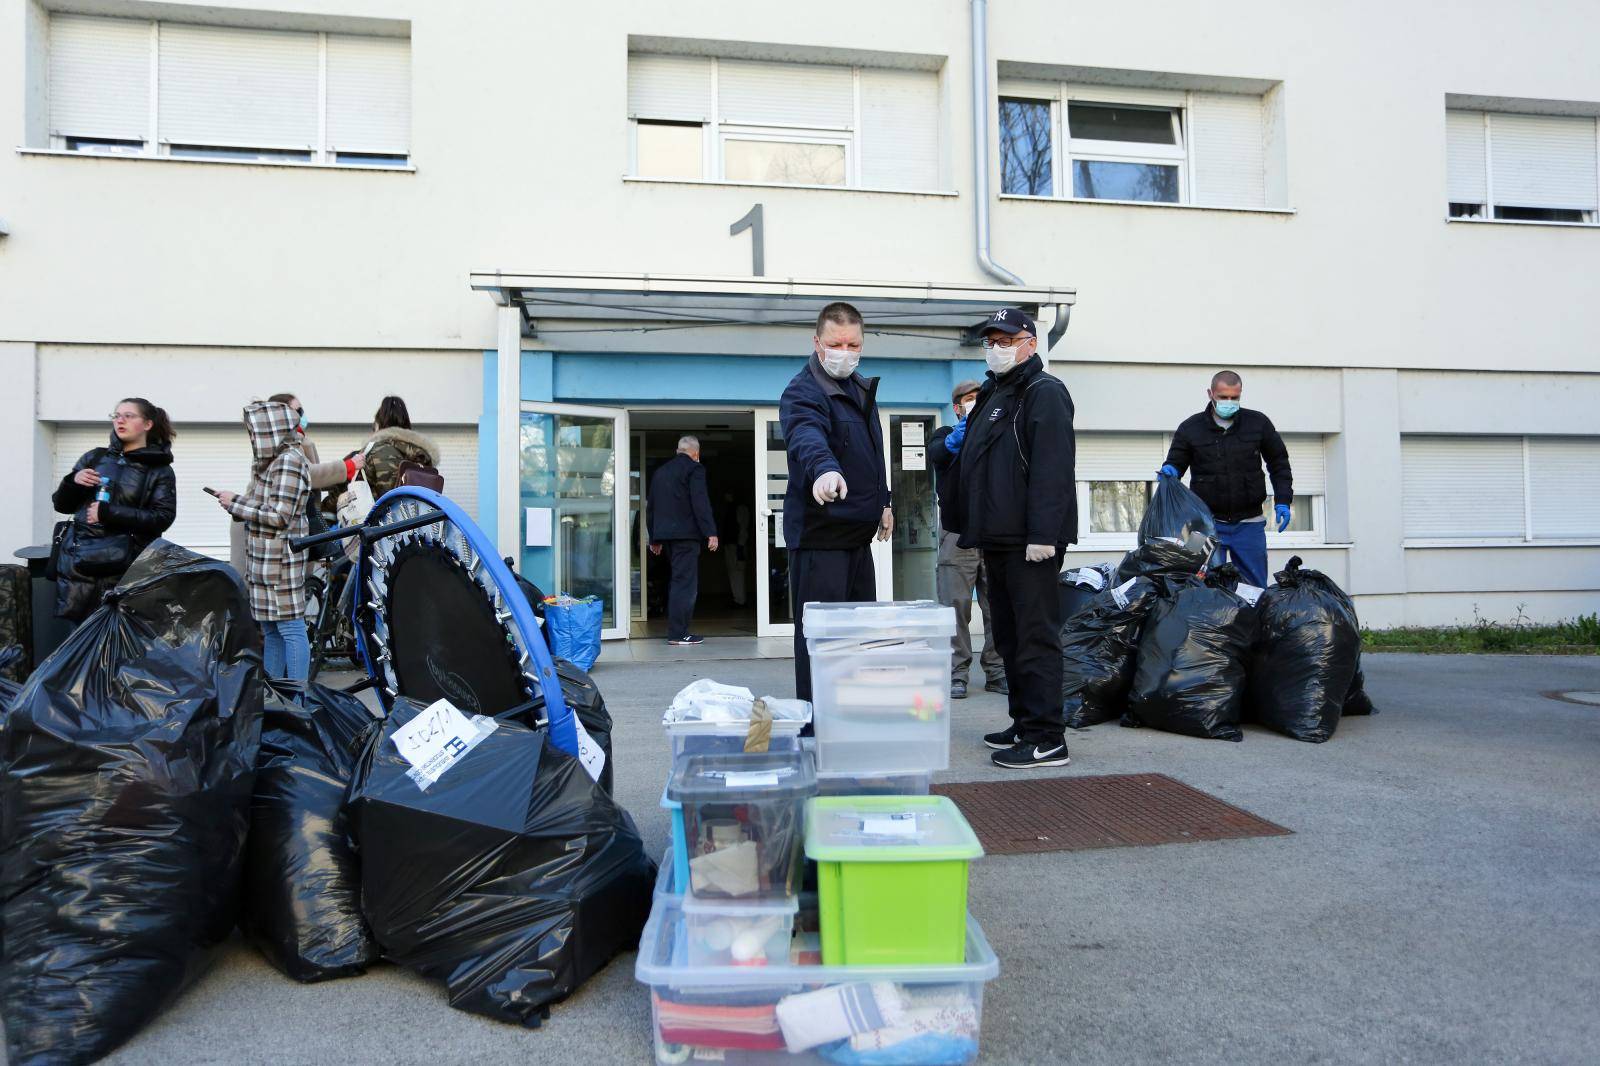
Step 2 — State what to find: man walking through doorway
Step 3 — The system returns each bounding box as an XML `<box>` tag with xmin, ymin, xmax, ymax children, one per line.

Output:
<box><xmin>929</xmin><ymin>379</ymin><xmax>1006</xmax><ymax>701</ymax></box>
<box><xmin>648</xmin><ymin>435</ymin><xmax>719</xmax><ymax>646</ymax></box>
<box><xmin>1159</xmin><ymin>370</ymin><xmax>1293</xmax><ymax>589</ymax></box>
<box><xmin>780</xmin><ymin>302</ymin><xmax>893</xmax><ymax>702</ymax></box>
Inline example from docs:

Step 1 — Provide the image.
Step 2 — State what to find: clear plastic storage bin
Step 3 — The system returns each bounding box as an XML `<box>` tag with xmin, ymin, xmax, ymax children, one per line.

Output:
<box><xmin>635</xmin><ymin>895</ymin><xmax>1000</xmax><ymax>1065</ymax></box>
<box><xmin>666</xmin><ymin>751</ymin><xmax>817</xmax><ymax>901</ymax></box>
<box><xmin>803</xmin><ymin>600</ymin><xmax>957</xmax><ymax>772</ymax></box>
<box><xmin>681</xmin><ymin>892</ymin><xmax>800</xmax><ymax>967</ymax></box>
<box><xmin>664</xmin><ymin>717</ymin><xmax>808</xmax><ymax>761</ymax></box>
<box><xmin>815</xmin><ymin>769</ymin><xmax>933</xmax><ymax>797</ymax></box>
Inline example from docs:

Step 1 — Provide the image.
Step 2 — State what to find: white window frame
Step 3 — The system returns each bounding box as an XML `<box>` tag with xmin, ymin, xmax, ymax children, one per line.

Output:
<box><xmin>999</xmin><ymin>84</ymin><xmax>1192</xmax><ymax>206</ymax></box>
<box><xmin>1448</xmin><ymin>111</ymin><xmax>1600</xmax><ymax>228</ymax></box>
<box><xmin>718</xmin><ymin>125</ymin><xmax>853</xmax><ymax>188</ymax></box>
<box><xmin>47</xmin><ymin>18</ymin><xmax>410</xmax><ymax>170</ymax></box>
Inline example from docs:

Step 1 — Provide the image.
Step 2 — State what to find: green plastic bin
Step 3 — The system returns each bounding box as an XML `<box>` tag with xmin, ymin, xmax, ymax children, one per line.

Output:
<box><xmin>805</xmin><ymin>795</ymin><xmax>983</xmax><ymax>965</ymax></box>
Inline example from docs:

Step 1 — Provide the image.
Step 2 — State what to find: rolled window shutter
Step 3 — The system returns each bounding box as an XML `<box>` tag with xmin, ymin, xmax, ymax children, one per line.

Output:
<box><xmin>1402</xmin><ymin>436</ymin><xmax>1525</xmax><ymax>538</ymax></box>
<box><xmin>1075</xmin><ymin>432</ymin><xmax>1165</xmax><ymax>481</ymax></box>
<box><xmin>1528</xmin><ymin>437</ymin><xmax>1600</xmax><ymax>539</ymax></box>
<box><xmin>159</xmin><ymin>23</ymin><xmax>319</xmax><ymax>149</ymax></box>
<box><xmin>1490</xmin><ymin>113</ymin><xmax>1598</xmax><ymax>211</ymax></box>
<box><xmin>49</xmin><ymin>14</ymin><xmax>150</xmax><ymax>141</ymax></box>
<box><xmin>1189</xmin><ymin>91</ymin><xmax>1265</xmax><ymax>208</ymax></box>
<box><xmin>718</xmin><ymin>59</ymin><xmax>853</xmax><ymax>128</ymax></box>
<box><xmin>628</xmin><ymin>54</ymin><xmax>713</xmax><ymax>122</ymax></box>
<box><xmin>326</xmin><ymin>34</ymin><xmax>410</xmax><ymax>155</ymax></box>
<box><xmin>859</xmin><ymin>68</ymin><xmax>939</xmax><ymax>189</ymax></box>
<box><xmin>1277</xmin><ymin>434</ymin><xmax>1326</xmax><ymax>495</ymax></box>
<box><xmin>1446</xmin><ymin>109</ymin><xmax>1487</xmax><ymax>204</ymax></box>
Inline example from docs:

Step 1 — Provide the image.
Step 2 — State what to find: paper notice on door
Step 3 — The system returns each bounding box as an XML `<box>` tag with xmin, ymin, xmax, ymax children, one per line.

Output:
<box><xmin>525</xmin><ymin>507</ymin><xmax>553</xmax><ymax>547</ymax></box>
<box><xmin>391</xmin><ymin>698</ymin><xmax>498</xmax><ymax>790</ymax></box>
<box><xmin>572</xmin><ymin>713</ymin><xmax>606</xmax><ymax>783</ymax></box>
<box><xmin>901</xmin><ymin>447</ymin><xmax>926</xmax><ymax>471</ymax></box>
<box><xmin>901</xmin><ymin>422</ymin><xmax>925</xmax><ymax>446</ymax></box>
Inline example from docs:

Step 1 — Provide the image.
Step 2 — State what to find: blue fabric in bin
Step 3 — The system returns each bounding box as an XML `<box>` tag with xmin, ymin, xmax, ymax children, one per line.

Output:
<box><xmin>544</xmin><ymin>597</ymin><xmax>603</xmax><ymax>670</ymax></box>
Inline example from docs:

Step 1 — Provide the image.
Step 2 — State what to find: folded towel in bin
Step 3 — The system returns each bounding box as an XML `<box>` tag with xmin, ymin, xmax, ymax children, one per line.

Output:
<box><xmin>777</xmin><ymin>982</ymin><xmax>905</xmax><ymax>1052</ymax></box>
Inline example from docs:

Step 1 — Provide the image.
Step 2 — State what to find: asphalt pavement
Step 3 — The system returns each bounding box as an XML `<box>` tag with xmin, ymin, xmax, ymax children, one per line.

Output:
<box><xmin>17</xmin><ymin>652</ymin><xmax>1598</xmax><ymax>1065</ymax></box>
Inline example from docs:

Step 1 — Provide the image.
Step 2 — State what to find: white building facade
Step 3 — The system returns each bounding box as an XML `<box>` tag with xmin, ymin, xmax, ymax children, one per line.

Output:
<box><xmin>2</xmin><ymin>0</ymin><xmax>1597</xmax><ymax>636</ymax></box>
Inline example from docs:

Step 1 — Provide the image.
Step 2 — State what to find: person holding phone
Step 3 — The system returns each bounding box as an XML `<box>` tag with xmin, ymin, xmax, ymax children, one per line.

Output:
<box><xmin>51</xmin><ymin>398</ymin><xmax>178</xmax><ymax>621</ymax></box>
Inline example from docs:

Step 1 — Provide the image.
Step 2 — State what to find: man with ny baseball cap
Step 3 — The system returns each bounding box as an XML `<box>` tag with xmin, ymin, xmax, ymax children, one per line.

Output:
<box><xmin>944</xmin><ymin>308</ymin><xmax>1078</xmax><ymax>769</ymax></box>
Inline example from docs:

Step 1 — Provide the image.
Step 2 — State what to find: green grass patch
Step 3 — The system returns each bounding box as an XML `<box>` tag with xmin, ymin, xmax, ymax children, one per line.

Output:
<box><xmin>1363</xmin><ymin>612</ymin><xmax>1600</xmax><ymax>655</ymax></box>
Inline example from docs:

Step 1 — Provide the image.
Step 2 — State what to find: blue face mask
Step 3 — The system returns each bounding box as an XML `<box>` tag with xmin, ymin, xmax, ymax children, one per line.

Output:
<box><xmin>298</xmin><ymin>412</ymin><xmax>309</xmax><ymax>432</ymax></box>
<box><xmin>1213</xmin><ymin>399</ymin><xmax>1241</xmax><ymax>420</ymax></box>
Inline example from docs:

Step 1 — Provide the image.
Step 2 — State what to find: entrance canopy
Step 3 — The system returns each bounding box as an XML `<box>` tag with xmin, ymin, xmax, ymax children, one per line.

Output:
<box><xmin>469</xmin><ymin>271</ymin><xmax>1077</xmax><ymax>354</ymax></box>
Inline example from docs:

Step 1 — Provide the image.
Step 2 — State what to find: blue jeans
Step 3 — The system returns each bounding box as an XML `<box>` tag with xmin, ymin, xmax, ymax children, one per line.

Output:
<box><xmin>1212</xmin><ymin>519</ymin><xmax>1269</xmax><ymax>588</ymax></box>
<box><xmin>263</xmin><ymin>618</ymin><xmax>310</xmax><ymax>687</ymax></box>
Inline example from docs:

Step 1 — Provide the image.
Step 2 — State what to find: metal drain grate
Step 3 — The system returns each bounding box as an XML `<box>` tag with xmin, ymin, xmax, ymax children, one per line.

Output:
<box><xmin>931</xmin><ymin>773</ymin><xmax>1292</xmax><ymax>856</ymax></box>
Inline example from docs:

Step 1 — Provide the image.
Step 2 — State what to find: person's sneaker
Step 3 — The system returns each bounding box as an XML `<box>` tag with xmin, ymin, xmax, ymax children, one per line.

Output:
<box><xmin>983</xmin><ymin>727</ymin><xmax>1020</xmax><ymax>750</ymax></box>
<box><xmin>666</xmin><ymin>634</ymin><xmax>705</xmax><ymax>646</ymax></box>
<box><xmin>992</xmin><ymin>740</ymin><xmax>1071</xmax><ymax>769</ymax></box>
<box><xmin>951</xmin><ymin>679</ymin><xmax>968</xmax><ymax>700</ymax></box>
<box><xmin>984</xmin><ymin>676</ymin><xmax>1009</xmax><ymax>694</ymax></box>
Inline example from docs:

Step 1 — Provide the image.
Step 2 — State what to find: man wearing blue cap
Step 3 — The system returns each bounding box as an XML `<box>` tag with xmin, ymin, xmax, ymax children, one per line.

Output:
<box><xmin>946</xmin><ymin>308</ymin><xmax>1076</xmax><ymax>770</ymax></box>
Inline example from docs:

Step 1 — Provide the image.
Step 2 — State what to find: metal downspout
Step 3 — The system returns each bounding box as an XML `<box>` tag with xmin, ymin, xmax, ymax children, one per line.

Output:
<box><xmin>971</xmin><ymin>0</ymin><xmax>1024</xmax><ymax>286</ymax></box>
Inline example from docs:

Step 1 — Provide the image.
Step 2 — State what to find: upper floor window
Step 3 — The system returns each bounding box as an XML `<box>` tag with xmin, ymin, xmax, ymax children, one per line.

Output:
<box><xmin>1446</xmin><ymin>108</ymin><xmax>1599</xmax><ymax>224</ymax></box>
<box><xmin>46</xmin><ymin>14</ymin><xmax>410</xmax><ymax>166</ymax></box>
<box><xmin>998</xmin><ymin>77</ymin><xmax>1285</xmax><ymax>210</ymax></box>
<box><xmin>627</xmin><ymin>53</ymin><xmax>943</xmax><ymax>191</ymax></box>
<box><xmin>1402</xmin><ymin>436</ymin><xmax>1600</xmax><ymax>541</ymax></box>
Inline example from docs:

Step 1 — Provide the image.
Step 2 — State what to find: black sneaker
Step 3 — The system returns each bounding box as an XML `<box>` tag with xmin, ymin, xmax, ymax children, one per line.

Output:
<box><xmin>951</xmin><ymin>679</ymin><xmax>968</xmax><ymax>700</ymax></box>
<box><xmin>983</xmin><ymin>727</ymin><xmax>1020</xmax><ymax>750</ymax></box>
<box><xmin>666</xmin><ymin>634</ymin><xmax>705</xmax><ymax>646</ymax></box>
<box><xmin>992</xmin><ymin>740</ymin><xmax>1071</xmax><ymax>769</ymax></box>
<box><xmin>984</xmin><ymin>676</ymin><xmax>1009</xmax><ymax>695</ymax></box>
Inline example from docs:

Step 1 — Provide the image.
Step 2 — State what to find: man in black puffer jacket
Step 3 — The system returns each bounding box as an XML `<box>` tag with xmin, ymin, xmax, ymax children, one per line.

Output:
<box><xmin>949</xmin><ymin>309</ymin><xmax>1076</xmax><ymax>770</ymax></box>
<box><xmin>1160</xmin><ymin>370</ymin><xmax>1293</xmax><ymax>589</ymax></box>
<box><xmin>779</xmin><ymin>302</ymin><xmax>893</xmax><ymax>702</ymax></box>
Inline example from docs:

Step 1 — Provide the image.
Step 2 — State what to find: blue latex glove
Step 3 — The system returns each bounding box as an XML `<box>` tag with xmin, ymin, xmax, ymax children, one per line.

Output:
<box><xmin>1275</xmin><ymin>503</ymin><xmax>1292</xmax><ymax>532</ymax></box>
<box><xmin>945</xmin><ymin>420</ymin><xmax>967</xmax><ymax>453</ymax></box>
<box><xmin>1158</xmin><ymin>464</ymin><xmax>1179</xmax><ymax>478</ymax></box>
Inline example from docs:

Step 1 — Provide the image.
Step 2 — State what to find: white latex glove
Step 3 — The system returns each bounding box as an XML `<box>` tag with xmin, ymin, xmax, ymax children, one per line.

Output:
<box><xmin>1024</xmin><ymin>543</ymin><xmax>1056</xmax><ymax>563</ymax></box>
<box><xmin>812</xmin><ymin>471</ymin><xmax>848</xmax><ymax>506</ymax></box>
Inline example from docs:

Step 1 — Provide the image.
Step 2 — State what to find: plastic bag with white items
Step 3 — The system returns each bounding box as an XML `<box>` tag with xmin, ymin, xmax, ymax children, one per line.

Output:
<box><xmin>1139</xmin><ymin>471</ymin><xmax>1218</xmax><ymax>545</ymax></box>
<box><xmin>1058</xmin><ymin>563</ymin><xmax>1116</xmax><ymax>624</ymax></box>
<box><xmin>665</xmin><ymin>678</ymin><xmax>811</xmax><ymax>724</ymax></box>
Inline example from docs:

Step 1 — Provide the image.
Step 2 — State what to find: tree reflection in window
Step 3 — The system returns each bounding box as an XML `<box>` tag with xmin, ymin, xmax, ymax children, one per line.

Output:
<box><xmin>1000</xmin><ymin>98</ymin><xmax>1053</xmax><ymax>195</ymax></box>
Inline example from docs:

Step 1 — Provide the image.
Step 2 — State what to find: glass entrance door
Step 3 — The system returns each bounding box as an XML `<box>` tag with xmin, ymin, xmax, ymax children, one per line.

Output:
<box><xmin>518</xmin><ymin>402</ymin><xmax>630</xmax><ymax>640</ymax></box>
<box><xmin>890</xmin><ymin>412</ymin><xmax>940</xmax><ymax>601</ymax></box>
<box><xmin>753</xmin><ymin>407</ymin><xmax>794</xmax><ymax>638</ymax></box>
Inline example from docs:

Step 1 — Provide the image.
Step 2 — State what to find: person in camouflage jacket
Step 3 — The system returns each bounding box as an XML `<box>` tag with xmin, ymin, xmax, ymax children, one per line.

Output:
<box><xmin>359</xmin><ymin>396</ymin><xmax>440</xmax><ymax>497</ymax></box>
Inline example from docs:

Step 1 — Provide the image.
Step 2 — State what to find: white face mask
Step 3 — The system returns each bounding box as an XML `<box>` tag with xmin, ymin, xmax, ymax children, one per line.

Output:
<box><xmin>820</xmin><ymin>347</ymin><xmax>860</xmax><ymax>379</ymax></box>
<box><xmin>959</xmin><ymin>400</ymin><xmax>975</xmax><ymax>419</ymax></box>
<box><xmin>985</xmin><ymin>348</ymin><xmax>1017</xmax><ymax>376</ymax></box>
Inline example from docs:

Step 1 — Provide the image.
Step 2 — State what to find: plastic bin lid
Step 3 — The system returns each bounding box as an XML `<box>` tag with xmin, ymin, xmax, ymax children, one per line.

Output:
<box><xmin>804</xmin><ymin>795</ymin><xmax>983</xmax><ymax>862</ymax></box>
<box><xmin>800</xmin><ymin>600</ymin><xmax>956</xmax><ymax>640</ymax></box>
<box><xmin>666</xmin><ymin>750</ymin><xmax>818</xmax><ymax>804</ymax></box>
<box><xmin>682</xmin><ymin>891</ymin><xmax>800</xmax><ymax>918</ymax></box>
<box><xmin>660</xmin><ymin>781</ymin><xmax>680</xmax><ymax>812</ymax></box>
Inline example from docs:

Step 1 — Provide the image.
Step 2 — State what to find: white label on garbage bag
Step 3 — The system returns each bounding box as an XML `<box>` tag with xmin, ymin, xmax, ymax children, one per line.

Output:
<box><xmin>572</xmin><ymin>714</ymin><xmax>606</xmax><ymax>783</ymax></box>
<box><xmin>1111</xmin><ymin>578</ymin><xmax>1138</xmax><ymax>609</ymax></box>
<box><xmin>1235</xmin><ymin>583</ymin><xmax>1265</xmax><ymax>606</ymax></box>
<box><xmin>1073</xmin><ymin>567</ymin><xmax>1106</xmax><ymax>591</ymax></box>
<box><xmin>391</xmin><ymin>699</ymin><xmax>498</xmax><ymax>790</ymax></box>
<box><xmin>723</xmin><ymin>771</ymin><xmax>780</xmax><ymax>788</ymax></box>
<box><xmin>860</xmin><ymin>814</ymin><xmax>919</xmax><ymax>837</ymax></box>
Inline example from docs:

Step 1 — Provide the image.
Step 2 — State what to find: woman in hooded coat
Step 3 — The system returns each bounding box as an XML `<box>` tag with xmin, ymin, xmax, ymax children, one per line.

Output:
<box><xmin>358</xmin><ymin>395</ymin><xmax>440</xmax><ymax>497</ymax></box>
<box><xmin>217</xmin><ymin>399</ymin><xmax>312</xmax><ymax>684</ymax></box>
<box><xmin>51</xmin><ymin>397</ymin><xmax>178</xmax><ymax>621</ymax></box>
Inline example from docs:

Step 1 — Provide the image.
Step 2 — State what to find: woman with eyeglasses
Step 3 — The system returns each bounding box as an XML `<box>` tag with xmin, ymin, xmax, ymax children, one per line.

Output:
<box><xmin>51</xmin><ymin>398</ymin><xmax>178</xmax><ymax>621</ymax></box>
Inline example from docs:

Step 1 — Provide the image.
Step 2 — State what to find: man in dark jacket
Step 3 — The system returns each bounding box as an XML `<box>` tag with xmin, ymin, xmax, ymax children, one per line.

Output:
<box><xmin>648</xmin><ymin>436</ymin><xmax>719</xmax><ymax>646</ymax></box>
<box><xmin>949</xmin><ymin>309</ymin><xmax>1076</xmax><ymax>770</ymax></box>
<box><xmin>1160</xmin><ymin>370</ymin><xmax>1293</xmax><ymax>589</ymax></box>
<box><xmin>928</xmin><ymin>379</ymin><xmax>1005</xmax><ymax>701</ymax></box>
<box><xmin>780</xmin><ymin>301</ymin><xmax>893</xmax><ymax>700</ymax></box>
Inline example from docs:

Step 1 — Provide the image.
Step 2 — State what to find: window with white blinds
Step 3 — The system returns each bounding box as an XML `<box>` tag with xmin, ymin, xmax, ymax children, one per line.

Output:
<box><xmin>627</xmin><ymin>53</ymin><xmax>943</xmax><ymax>191</ymax></box>
<box><xmin>1528</xmin><ymin>438</ymin><xmax>1600</xmax><ymax>539</ymax></box>
<box><xmin>997</xmin><ymin>79</ymin><xmax>1274</xmax><ymax>210</ymax></box>
<box><xmin>45</xmin><ymin>13</ymin><xmax>410</xmax><ymax>164</ymax></box>
<box><xmin>1446</xmin><ymin>108</ymin><xmax>1599</xmax><ymax>223</ymax></box>
<box><xmin>1401</xmin><ymin>436</ymin><xmax>1527</xmax><ymax>540</ymax></box>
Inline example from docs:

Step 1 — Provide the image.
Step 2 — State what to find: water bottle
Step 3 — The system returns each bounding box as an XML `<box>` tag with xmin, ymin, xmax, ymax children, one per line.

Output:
<box><xmin>94</xmin><ymin>457</ymin><xmax>117</xmax><ymax>506</ymax></box>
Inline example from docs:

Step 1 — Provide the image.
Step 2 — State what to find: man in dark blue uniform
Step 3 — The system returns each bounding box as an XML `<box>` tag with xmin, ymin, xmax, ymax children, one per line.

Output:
<box><xmin>780</xmin><ymin>302</ymin><xmax>894</xmax><ymax>700</ymax></box>
<box><xmin>648</xmin><ymin>436</ymin><xmax>719</xmax><ymax>646</ymax></box>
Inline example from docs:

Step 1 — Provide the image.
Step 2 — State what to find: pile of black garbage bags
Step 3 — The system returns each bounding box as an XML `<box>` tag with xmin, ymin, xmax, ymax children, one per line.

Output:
<box><xmin>0</xmin><ymin>542</ymin><xmax>654</xmax><ymax>1066</ymax></box>
<box><xmin>1060</xmin><ymin>474</ymin><xmax>1377</xmax><ymax>744</ymax></box>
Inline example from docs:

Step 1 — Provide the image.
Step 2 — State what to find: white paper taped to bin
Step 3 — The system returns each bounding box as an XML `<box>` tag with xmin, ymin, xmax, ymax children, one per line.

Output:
<box><xmin>860</xmin><ymin>814</ymin><xmax>920</xmax><ymax>838</ymax></box>
<box><xmin>391</xmin><ymin>698</ymin><xmax>498</xmax><ymax>790</ymax></box>
<box><xmin>572</xmin><ymin>714</ymin><xmax>606</xmax><ymax>782</ymax></box>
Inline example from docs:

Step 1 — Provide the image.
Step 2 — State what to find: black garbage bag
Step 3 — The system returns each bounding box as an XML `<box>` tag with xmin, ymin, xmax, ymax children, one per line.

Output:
<box><xmin>1058</xmin><ymin>563</ymin><xmax>1116</xmax><ymax>624</ymax></box>
<box><xmin>1343</xmin><ymin>665</ymin><xmax>1378</xmax><ymax>716</ymax></box>
<box><xmin>1247</xmin><ymin>556</ymin><xmax>1363</xmax><ymax>743</ymax></box>
<box><xmin>242</xmin><ymin>679</ymin><xmax>380</xmax><ymax>982</ymax></box>
<box><xmin>1124</xmin><ymin>576</ymin><xmax>1257</xmax><ymax>741</ymax></box>
<box><xmin>504</xmin><ymin>658</ymin><xmax>615</xmax><ymax>795</ymax></box>
<box><xmin>1116</xmin><ymin>532</ymin><xmax>1213</xmax><ymax>584</ymax></box>
<box><xmin>1062</xmin><ymin>576</ymin><xmax>1161</xmax><ymax>728</ymax></box>
<box><xmin>1139</xmin><ymin>471</ymin><xmax>1218</xmax><ymax>545</ymax></box>
<box><xmin>0</xmin><ymin>645</ymin><xmax>22</xmax><ymax>709</ymax></box>
<box><xmin>0</xmin><ymin>541</ymin><xmax>261</xmax><ymax>1066</ymax></box>
<box><xmin>347</xmin><ymin>697</ymin><xmax>656</xmax><ymax>1027</ymax></box>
